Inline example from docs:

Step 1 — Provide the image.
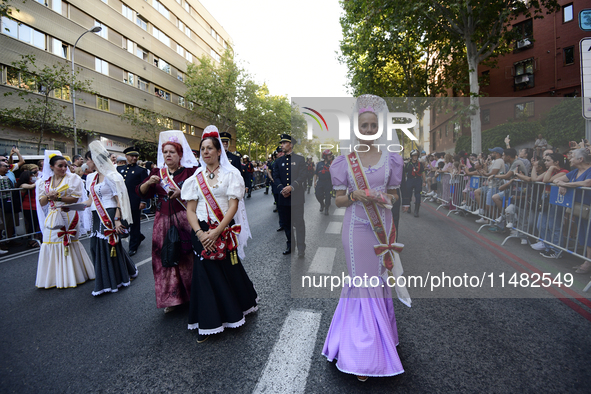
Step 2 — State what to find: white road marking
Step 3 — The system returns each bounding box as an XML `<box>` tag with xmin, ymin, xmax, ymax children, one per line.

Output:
<box><xmin>307</xmin><ymin>247</ymin><xmax>337</xmax><ymax>274</ymax></box>
<box><xmin>253</xmin><ymin>309</ymin><xmax>322</xmax><ymax>394</ymax></box>
<box><xmin>325</xmin><ymin>221</ymin><xmax>342</xmax><ymax>234</ymax></box>
<box><xmin>135</xmin><ymin>257</ymin><xmax>151</xmax><ymax>267</ymax></box>
<box><xmin>333</xmin><ymin>208</ymin><xmax>346</xmax><ymax>216</ymax></box>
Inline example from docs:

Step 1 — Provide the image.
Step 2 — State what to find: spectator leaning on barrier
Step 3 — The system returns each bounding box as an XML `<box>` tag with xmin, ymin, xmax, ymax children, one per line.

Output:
<box><xmin>0</xmin><ymin>161</ymin><xmax>16</xmax><ymax>254</ymax></box>
<box><xmin>488</xmin><ymin>149</ymin><xmax>526</xmax><ymax>227</ymax></box>
<box><xmin>15</xmin><ymin>167</ymin><xmax>40</xmax><ymax>248</ymax></box>
<box><xmin>0</xmin><ymin>147</ymin><xmax>25</xmax><ymax>185</ymax></box>
<box><xmin>554</xmin><ymin>148</ymin><xmax>591</xmax><ymax>273</ymax></box>
<box><xmin>472</xmin><ymin>147</ymin><xmax>505</xmax><ymax>223</ymax></box>
<box><xmin>534</xmin><ymin>134</ymin><xmax>548</xmax><ymax>159</ymax></box>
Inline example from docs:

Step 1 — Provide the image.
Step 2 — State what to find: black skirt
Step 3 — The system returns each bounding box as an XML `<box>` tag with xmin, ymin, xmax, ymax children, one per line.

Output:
<box><xmin>188</xmin><ymin>220</ymin><xmax>258</xmax><ymax>334</ymax></box>
<box><xmin>90</xmin><ymin>209</ymin><xmax>138</xmax><ymax>296</ymax></box>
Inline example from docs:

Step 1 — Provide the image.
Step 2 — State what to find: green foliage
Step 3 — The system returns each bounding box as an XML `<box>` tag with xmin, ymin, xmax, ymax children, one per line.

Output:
<box><xmin>119</xmin><ymin>107</ymin><xmax>172</xmax><ymax>161</ymax></box>
<box><xmin>185</xmin><ymin>50</ymin><xmax>243</xmax><ymax>134</ymax></box>
<box><xmin>0</xmin><ymin>54</ymin><xmax>94</xmax><ymax>154</ymax></box>
<box><xmin>541</xmin><ymin>99</ymin><xmax>585</xmax><ymax>148</ymax></box>
<box><xmin>0</xmin><ymin>0</ymin><xmax>23</xmax><ymax>20</ymax></box>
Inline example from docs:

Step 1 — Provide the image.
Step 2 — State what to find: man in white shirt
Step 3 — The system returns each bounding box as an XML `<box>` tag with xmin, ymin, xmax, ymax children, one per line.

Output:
<box><xmin>472</xmin><ymin>147</ymin><xmax>505</xmax><ymax>223</ymax></box>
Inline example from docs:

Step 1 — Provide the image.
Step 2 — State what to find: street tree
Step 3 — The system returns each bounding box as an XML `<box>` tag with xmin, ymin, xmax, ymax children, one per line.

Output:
<box><xmin>0</xmin><ymin>54</ymin><xmax>94</xmax><ymax>154</ymax></box>
<box><xmin>0</xmin><ymin>0</ymin><xmax>23</xmax><ymax>20</ymax></box>
<box><xmin>341</xmin><ymin>0</ymin><xmax>559</xmax><ymax>153</ymax></box>
<box><xmin>185</xmin><ymin>50</ymin><xmax>244</xmax><ymax>134</ymax></box>
<box><xmin>119</xmin><ymin>107</ymin><xmax>172</xmax><ymax>161</ymax></box>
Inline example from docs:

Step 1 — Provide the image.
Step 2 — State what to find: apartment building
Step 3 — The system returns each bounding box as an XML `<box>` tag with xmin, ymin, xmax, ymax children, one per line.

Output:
<box><xmin>0</xmin><ymin>0</ymin><xmax>231</xmax><ymax>156</ymax></box>
<box><xmin>430</xmin><ymin>0</ymin><xmax>591</xmax><ymax>153</ymax></box>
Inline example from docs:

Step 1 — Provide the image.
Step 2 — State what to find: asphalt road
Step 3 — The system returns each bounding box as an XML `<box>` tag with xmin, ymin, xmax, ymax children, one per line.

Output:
<box><xmin>1</xmin><ymin>188</ymin><xmax>590</xmax><ymax>393</ymax></box>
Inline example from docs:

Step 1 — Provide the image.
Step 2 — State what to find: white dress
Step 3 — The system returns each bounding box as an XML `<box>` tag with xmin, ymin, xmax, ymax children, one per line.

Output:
<box><xmin>35</xmin><ymin>173</ymin><xmax>95</xmax><ymax>289</ymax></box>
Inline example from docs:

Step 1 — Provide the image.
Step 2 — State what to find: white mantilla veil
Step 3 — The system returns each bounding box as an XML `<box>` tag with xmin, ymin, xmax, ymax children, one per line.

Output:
<box><xmin>89</xmin><ymin>141</ymin><xmax>133</xmax><ymax>224</ymax></box>
<box><xmin>351</xmin><ymin>94</ymin><xmax>410</xmax><ymax>307</ymax></box>
<box><xmin>157</xmin><ymin>130</ymin><xmax>199</xmax><ymax>169</ymax></box>
<box><xmin>201</xmin><ymin>125</ymin><xmax>251</xmax><ymax>259</ymax></box>
<box><xmin>36</xmin><ymin>150</ymin><xmax>91</xmax><ymax>236</ymax></box>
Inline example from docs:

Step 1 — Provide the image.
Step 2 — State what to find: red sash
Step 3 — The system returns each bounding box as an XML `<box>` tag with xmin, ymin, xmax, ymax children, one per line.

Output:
<box><xmin>45</xmin><ymin>178</ymin><xmax>56</xmax><ymax>210</ymax></box>
<box><xmin>346</xmin><ymin>152</ymin><xmax>402</xmax><ymax>272</ymax></box>
<box><xmin>160</xmin><ymin>167</ymin><xmax>187</xmax><ymax>209</ymax></box>
<box><xmin>196</xmin><ymin>171</ymin><xmax>241</xmax><ymax>264</ymax></box>
<box><xmin>90</xmin><ymin>174</ymin><xmax>118</xmax><ymax>257</ymax></box>
<box><xmin>46</xmin><ymin>177</ymin><xmax>79</xmax><ymax>256</ymax></box>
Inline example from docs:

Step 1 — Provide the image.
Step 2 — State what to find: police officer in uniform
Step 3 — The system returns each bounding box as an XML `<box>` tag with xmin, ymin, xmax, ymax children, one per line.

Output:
<box><xmin>220</xmin><ymin>131</ymin><xmax>248</xmax><ymax>194</ymax></box>
<box><xmin>243</xmin><ymin>155</ymin><xmax>254</xmax><ymax>198</ymax></box>
<box><xmin>314</xmin><ymin>149</ymin><xmax>333</xmax><ymax>215</ymax></box>
<box><xmin>273</xmin><ymin>134</ymin><xmax>306</xmax><ymax>257</ymax></box>
<box><xmin>118</xmin><ymin>147</ymin><xmax>149</xmax><ymax>256</ymax></box>
<box><xmin>402</xmin><ymin>149</ymin><xmax>426</xmax><ymax>217</ymax></box>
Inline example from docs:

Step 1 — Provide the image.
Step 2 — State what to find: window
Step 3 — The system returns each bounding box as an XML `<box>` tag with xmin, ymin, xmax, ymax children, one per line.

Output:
<box><xmin>154</xmin><ymin>1</ymin><xmax>170</xmax><ymax>19</ymax></box>
<box><xmin>51</xmin><ymin>38</ymin><xmax>67</xmax><ymax>58</ymax></box>
<box><xmin>186</xmin><ymin>52</ymin><xmax>192</xmax><ymax>62</ymax></box>
<box><xmin>515</xmin><ymin>102</ymin><xmax>534</xmax><ymax>119</ymax></box>
<box><xmin>101</xmin><ymin>0</ymin><xmax>108</xmax><ymax>3</ymax></box>
<box><xmin>481</xmin><ymin>109</ymin><xmax>490</xmax><ymax>125</ymax></box>
<box><xmin>188</xmin><ymin>101</ymin><xmax>194</xmax><ymax>110</ymax></box>
<box><xmin>2</xmin><ymin>18</ymin><xmax>47</xmax><ymax>50</ymax></box>
<box><xmin>178</xmin><ymin>20</ymin><xmax>185</xmax><ymax>32</ymax></box>
<box><xmin>211</xmin><ymin>28</ymin><xmax>217</xmax><ymax>40</ymax></box>
<box><xmin>445</xmin><ymin>124</ymin><xmax>449</xmax><ymax>137</ymax></box>
<box><xmin>126</xmin><ymin>39</ymin><xmax>134</xmax><ymax>54</ymax></box>
<box><xmin>124</xmin><ymin>104</ymin><xmax>134</xmax><ymax>114</ymax></box>
<box><xmin>136</xmin><ymin>15</ymin><xmax>148</xmax><ymax>30</ymax></box>
<box><xmin>177</xmin><ymin>71</ymin><xmax>184</xmax><ymax>82</ymax></box>
<box><xmin>136</xmin><ymin>46</ymin><xmax>148</xmax><ymax>61</ymax></box>
<box><xmin>210</xmin><ymin>49</ymin><xmax>220</xmax><ymax>62</ymax></box>
<box><xmin>124</xmin><ymin>72</ymin><xmax>134</xmax><ymax>86</ymax></box>
<box><xmin>94</xmin><ymin>21</ymin><xmax>108</xmax><ymax>39</ymax></box>
<box><xmin>452</xmin><ymin>122</ymin><xmax>460</xmax><ymax>143</ymax></box>
<box><xmin>138</xmin><ymin>78</ymin><xmax>149</xmax><ymax>91</ymax></box>
<box><xmin>190</xmin><ymin>125</ymin><xmax>196</xmax><ymax>135</ymax></box>
<box><xmin>181</xmin><ymin>123</ymin><xmax>188</xmax><ymax>133</ymax></box>
<box><xmin>95</xmin><ymin>58</ymin><xmax>109</xmax><ymax>75</ymax></box>
<box><xmin>514</xmin><ymin>58</ymin><xmax>535</xmax><ymax>90</ymax></box>
<box><xmin>563</xmin><ymin>3</ymin><xmax>573</xmax><ymax>23</ymax></box>
<box><xmin>178</xmin><ymin>96</ymin><xmax>185</xmax><ymax>107</ymax></box>
<box><xmin>154</xmin><ymin>87</ymin><xmax>170</xmax><ymax>101</ymax></box>
<box><xmin>122</xmin><ymin>4</ymin><xmax>134</xmax><ymax>21</ymax></box>
<box><xmin>177</xmin><ymin>45</ymin><xmax>185</xmax><ymax>57</ymax></box>
<box><xmin>564</xmin><ymin>46</ymin><xmax>575</xmax><ymax>65</ymax></box>
<box><xmin>1</xmin><ymin>16</ymin><xmax>18</xmax><ymax>38</ymax></box>
<box><xmin>480</xmin><ymin>70</ymin><xmax>490</xmax><ymax>86</ymax></box>
<box><xmin>51</xmin><ymin>0</ymin><xmax>62</xmax><ymax>13</ymax></box>
<box><xmin>54</xmin><ymin>86</ymin><xmax>70</xmax><ymax>101</ymax></box>
<box><xmin>155</xmin><ymin>58</ymin><xmax>171</xmax><ymax>74</ymax></box>
<box><xmin>54</xmin><ymin>141</ymin><xmax>66</xmax><ymax>153</ymax></box>
<box><xmin>153</xmin><ymin>27</ymin><xmax>170</xmax><ymax>46</ymax></box>
<box><xmin>5</xmin><ymin>66</ymin><xmax>19</xmax><ymax>87</ymax></box>
<box><xmin>223</xmin><ymin>40</ymin><xmax>227</xmax><ymax>49</ymax></box>
<box><xmin>97</xmin><ymin>96</ymin><xmax>109</xmax><ymax>111</ymax></box>
<box><xmin>513</xmin><ymin>19</ymin><xmax>533</xmax><ymax>50</ymax></box>
<box><xmin>183</xmin><ymin>2</ymin><xmax>190</xmax><ymax>13</ymax></box>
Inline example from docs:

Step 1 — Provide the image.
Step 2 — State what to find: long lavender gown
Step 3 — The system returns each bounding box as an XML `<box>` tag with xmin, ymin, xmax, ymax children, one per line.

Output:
<box><xmin>322</xmin><ymin>152</ymin><xmax>406</xmax><ymax>377</ymax></box>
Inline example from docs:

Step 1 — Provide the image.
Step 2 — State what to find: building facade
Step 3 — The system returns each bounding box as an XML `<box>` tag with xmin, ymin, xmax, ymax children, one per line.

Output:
<box><xmin>0</xmin><ymin>0</ymin><xmax>232</xmax><ymax>156</ymax></box>
<box><xmin>430</xmin><ymin>0</ymin><xmax>591</xmax><ymax>153</ymax></box>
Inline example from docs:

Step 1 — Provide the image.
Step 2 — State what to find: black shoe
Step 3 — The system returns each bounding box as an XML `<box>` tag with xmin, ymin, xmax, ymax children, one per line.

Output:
<box><xmin>273</xmin><ymin>208</ymin><xmax>278</xmax><ymax>212</ymax></box>
<box><xmin>283</xmin><ymin>248</ymin><xmax>291</xmax><ymax>255</ymax></box>
<box><xmin>247</xmin><ymin>195</ymin><xmax>251</xmax><ymax>198</ymax></box>
<box><xmin>319</xmin><ymin>203</ymin><xmax>324</xmax><ymax>212</ymax></box>
<box><xmin>197</xmin><ymin>334</ymin><xmax>209</xmax><ymax>343</ymax></box>
<box><xmin>324</xmin><ymin>207</ymin><xmax>329</xmax><ymax>216</ymax></box>
<box><xmin>140</xmin><ymin>234</ymin><xmax>146</xmax><ymax>242</ymax></box>
<box><xmin>414</xmin><ymin>205</ymin><xmax>420</xmax><ymax>217</ymax></box>
<box><xmin>277</xmin><ymin>227</ymin><xmax>284</xmax><ymax>232</ymax></box>
<box><xmin>128</xmin><ymin>249</ymin><xmax>137</xmax><ymax>256</ymax></box>
<box><xmin>264</xmin><ymin>191</ymin><xmax>269</xmax><ymax>195</ymax></box>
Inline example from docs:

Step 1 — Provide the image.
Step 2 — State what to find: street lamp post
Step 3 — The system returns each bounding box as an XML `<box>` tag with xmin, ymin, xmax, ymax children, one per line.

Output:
<box><xmin>71</xmin><ymin>26</ymin><xmax>101</xmax><ymax>155</ymax></box>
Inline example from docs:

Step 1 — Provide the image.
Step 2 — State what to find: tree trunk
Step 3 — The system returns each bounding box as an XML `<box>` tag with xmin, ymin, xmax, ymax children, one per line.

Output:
<box><xmin>466</xmin><ymin>40</ymin><xmax>482</xmax><ymax>154</ymax></box>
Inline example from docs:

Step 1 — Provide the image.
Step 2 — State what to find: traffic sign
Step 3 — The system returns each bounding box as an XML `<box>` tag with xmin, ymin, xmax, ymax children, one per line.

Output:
<box><xmin>580</xmin><ymin>38</ymin><xmax>591</xmax><ymax>119</ymax></box>
<box><xmin>580</xmin><ymin>9</ymin><xmax>591</xmax><ymax>31</ymax></box>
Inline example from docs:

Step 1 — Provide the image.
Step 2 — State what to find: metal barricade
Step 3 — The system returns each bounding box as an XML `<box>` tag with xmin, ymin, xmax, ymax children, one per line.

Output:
<box><xmin>0</xmin><ymin>186</ymin><xmax>41</xmax><ymax>249</ymax></box>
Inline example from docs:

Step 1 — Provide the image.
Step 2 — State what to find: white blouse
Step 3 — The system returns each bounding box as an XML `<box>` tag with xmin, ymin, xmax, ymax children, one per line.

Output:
<box><xmin>180</xmin><ymin>167</ymin><xmax>244</xmax><ymax>223</ymax></box>
<box><xmin>85</xmin><ymin>172</ymin><xmax>118</xmax><ymax>211</ymax></box>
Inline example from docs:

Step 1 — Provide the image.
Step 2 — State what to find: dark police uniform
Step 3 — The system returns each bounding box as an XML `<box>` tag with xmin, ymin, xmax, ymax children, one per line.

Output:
<box><xmin>219</xmin><ymin>132</ymin><xmax>247</xmax><ymax>190</ymax></box>
<box><xmin>315</xmin><ymin>159</ymin><xmax>333</xmax><ymax>215</ymax></box>
<box><xmin>117</xmin><ymin>147</ymin><xmax>148</xmax><ymax>255</ymax></box>
<box><xmin>272</xmin><ymin>134</ymin><xmax>306</xmax><ymax>256</ymax></box>
<box><xmin>402</xmin><ymin>156</ymin><xmax>425</xmax><ymax>217</ymax></box>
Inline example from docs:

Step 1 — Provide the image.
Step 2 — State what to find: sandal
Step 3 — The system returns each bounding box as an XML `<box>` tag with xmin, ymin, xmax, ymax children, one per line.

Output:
<box><xmin>28</xmin><ymin>241</ymin><xmax>40</xmax><ymax>248</ymax></box>
<box><xmin>575</xmin><ymin>262</ymin><xmax>591</xmax><ymax>274</ymax></box>
<box><xmin>357</xmin><ymin>376</ymin><xmax>369</xmax><ymax>382</ymax></box>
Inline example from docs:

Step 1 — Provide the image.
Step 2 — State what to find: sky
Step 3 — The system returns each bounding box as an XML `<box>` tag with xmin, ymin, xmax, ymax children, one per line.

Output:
<box><xmin>198</xmin><ymin>0</ymin><xmax>350</xmax><ymax>99</ymax></box>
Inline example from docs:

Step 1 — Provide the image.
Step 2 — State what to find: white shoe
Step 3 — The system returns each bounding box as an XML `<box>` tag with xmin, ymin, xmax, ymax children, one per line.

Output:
<box><xmin>475</xmin><ymin>218</ymin><xmax>488</xmax><ymax>224</ymax></box>
<box><xmin>471</xmin><ymin>208</ymin><xmax>483</xmax><ymax>216</ymax></box>
<box><xmin>495</xmin><ymin>216</ymin><xmax>503</xmax><ymax>223</ymax></box>
<box><xmin>521</xmin><ymin>239</ymin><xmax>528</xmax><ymax>245</ymax></box>
<box><xmin>426</xmin><ymin>191</ymin><xmax>434</xmax><ymax>197</ymax></box>
<box><xmin>506</xmin><ymin>222</ymin><xmax>513</xmax><ymax>228</ymax></box>
<box><xmin>530</xmin><ymin>241</ymin><xmax>545</xmax><ymax>251</ymax></box>
<box><xmin>429</xmin><ymin>198</ymin><xmax>435</xmax><ymax>202</ymax></box>
<box><xmin>0</xmin><ymin>249</ymin><xmax>7</xmax><ymax>255</ymax></box>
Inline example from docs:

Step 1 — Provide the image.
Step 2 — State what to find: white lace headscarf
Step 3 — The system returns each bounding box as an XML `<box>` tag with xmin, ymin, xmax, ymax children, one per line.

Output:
<box><xmin>36</xmin><ymin>150</ymin><xmax>91</xmax><ymax>236</ymax></box>
<box><xmin>157</xmin><ymin>130</ymin><xmax>200</xmax><ymax>169</ymax></box>
<box><xmin>200</xmin><ymin>125</ymin><xmax>252</xmax><ymax>259</ymax></box>
<box><xmin>89</xmin><ymin>141</ymin><xmax>133</xmax><ymax>224</ymax></box>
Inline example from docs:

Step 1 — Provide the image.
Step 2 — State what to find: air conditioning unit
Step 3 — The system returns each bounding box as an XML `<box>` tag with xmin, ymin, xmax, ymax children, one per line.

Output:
<box><xmin>517</xmin><ymin>39</ymin><xmax>531</xmax><ymax>49</ymax></box>
<box><xmin>515</xmin><ymin>75</ymin><xmax>530</xmax><ymax>84</ymax></box>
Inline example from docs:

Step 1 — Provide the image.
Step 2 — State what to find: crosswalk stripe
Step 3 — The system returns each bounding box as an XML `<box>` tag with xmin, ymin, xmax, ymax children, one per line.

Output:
<box><xmin>325</xmin><ymin>221</ymin><xmax>342</xmax><ymax>234</ymax></box>
<box><xmin>135</xmin><ymin>257</ymin><xmax>151</xmax><ymax>267</ymax></box>
<box><xmin>332</xmin><ymin>208</ymin><xmax>346</xmax><ymax>216</ymax></box>
<box><xmin>253</xmin><ymin>309</ymin><xmax>322</xmax><ymax>394</ymax></box>
<box><xmin>307</xmin><ymin>247</ymin><xmax>337</xmax><ymax>274</ymax></box>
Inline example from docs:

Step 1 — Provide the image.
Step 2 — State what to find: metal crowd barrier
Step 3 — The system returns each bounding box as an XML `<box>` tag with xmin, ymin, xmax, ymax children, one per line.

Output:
<box><xmin>0</xmin><ymin>186</ymin><xmax>41</xmax><ymax>248</ymax></box>
<box><xmin>424</xmin><ymin>173</ymin><xmax>591</xmax><ymax>292</ymax></box>
<box><xmin>252</xmin><ymin>171</ymin><xmax>267</xmax><ymax>189</ymax></box>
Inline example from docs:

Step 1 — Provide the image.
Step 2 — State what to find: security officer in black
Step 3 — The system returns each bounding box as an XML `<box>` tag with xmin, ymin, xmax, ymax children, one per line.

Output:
<box><xmin>402</xmin><ymin>149</ymin><xmax>426</xmax><ymax>217</ymax></box>
<box><xmin>220</xmin><ymin>131</ymin><xmax>248</xmax><ymax>194</ymax></box>
<box><xmin>272</xmin><ymin>134</ymin><xmax>307</xmax><ymax>257</ymax></box>
<box><xmin>118</xmin><ymin>147</ymin><xmax>149</xmax><ymax>256</ymax></box>
<box><xmin>315</xmin><ymin>149</ymin><xmax>333</xmax><ymax>215</ymax></box>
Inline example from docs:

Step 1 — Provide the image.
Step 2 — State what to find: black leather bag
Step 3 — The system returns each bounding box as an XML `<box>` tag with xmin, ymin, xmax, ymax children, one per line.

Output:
<box><xmin>161</xmin><ymin>201</ymin><xmax>181</xmax><ymax>267</ymax></box>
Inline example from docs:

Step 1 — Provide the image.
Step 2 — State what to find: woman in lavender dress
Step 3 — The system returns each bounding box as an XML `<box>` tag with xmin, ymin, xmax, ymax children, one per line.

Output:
<box><xmin>322</xmin><ymin>95</ymin><xmax>411</xmax><ymax>381</ymax></box>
